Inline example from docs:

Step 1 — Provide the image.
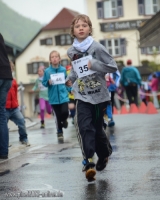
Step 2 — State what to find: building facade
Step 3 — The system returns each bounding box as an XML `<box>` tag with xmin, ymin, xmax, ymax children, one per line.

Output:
<box><xmin>15</xmin><ymin>1</ymin><xmax>160</xmax><ymax>117</ymax></box>
<box><xmin>139</xmin><ymin>10</ymin><xmax>160</xmax><ymax>48</ymax></box>
<box><xmin>86</xmin><ymin>0</ymin><xmax>160</xmax><ymax>66</ymax></box>
<box><xmin>15</xmin><ymin>8</ymin><xmax>78</xmax><ymax>117</ymax></box>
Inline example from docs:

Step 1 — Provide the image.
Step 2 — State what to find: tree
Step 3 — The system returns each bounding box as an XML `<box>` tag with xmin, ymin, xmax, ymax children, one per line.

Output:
<box><xmin>149</xmin><ymin>47</ymin><xmax>160</xmax><ymax>72</ymax></box>
<box><xmin>141</xmin><ymin>47</ymin><xmax>160</xmax><ymax>72</ymax></box>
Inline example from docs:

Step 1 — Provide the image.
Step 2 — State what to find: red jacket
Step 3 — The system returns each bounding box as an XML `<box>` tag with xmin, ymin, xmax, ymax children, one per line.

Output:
<box><xmin>6</xmin><ymin>79</ymin><xmax>19</xmax><ymax>109</ymax></box>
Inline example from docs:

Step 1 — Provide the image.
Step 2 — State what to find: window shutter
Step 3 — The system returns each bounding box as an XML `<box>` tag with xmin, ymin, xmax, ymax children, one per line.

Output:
<box><xmin>40</xmin><ymin>39</ymin><xmax>46</xmax><ymax>45</ymax></box>
<box><xmin>120</xmin><ymin>38</ymin><xmax>126</xmax><ymax>55</ymax></box>
<box><xmin>27</xmin><ymin>64</ymin><xmax>33</xmax><ymax>74</ymax></box>
<box><xmin>138</xmin><ymin>0</ymin><xmax>145</xmax><ymax>15</ymax></box>
<box><xmin>55</xmin><ymin>35</ymin><xmax>61</xmax><ymax>45</ymax></box>
<box><xmin>141</xmin><ymin>47</ymin><xmax>147</xmax><ymax>54</ymax></box>
<box><xmin>97</xmin><ymin>2</ymin><xmax>104</xmax><ymax>19</ymax></box>
<box><xmin>117</xmin><ymin>0</ymin><xmax>123</xmax><ymax>17</ymax></box>
<box><xmin>99</xmin><ymin>40</ymin><xmax>106</xmax><ymax>47</ymax></box>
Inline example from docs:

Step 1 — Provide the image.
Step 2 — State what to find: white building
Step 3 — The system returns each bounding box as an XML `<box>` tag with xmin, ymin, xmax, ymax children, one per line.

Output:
<box><xmin>86</xmin><ymin>0</ymin><xmax>160</xmax><ymax>66</ymax></box>
<box><xmin>16</xmin><ymin>1</ymin><xmax>160</xmax><ymax>117</ymax></box>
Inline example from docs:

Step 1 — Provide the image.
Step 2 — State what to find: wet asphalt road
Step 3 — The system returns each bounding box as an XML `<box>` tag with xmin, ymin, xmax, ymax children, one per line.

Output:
<box><xmin>0</xmin><ymin>113</ymin><xmax>160</xmax><ymax>200</ymax></box>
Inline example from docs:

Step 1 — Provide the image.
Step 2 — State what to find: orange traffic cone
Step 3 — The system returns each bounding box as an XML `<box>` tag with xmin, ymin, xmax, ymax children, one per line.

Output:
<box><xmin>120</xmin><ymin>105</ymin><xmax>128</xmax><ymax>114</ymax></box>
<box><xmin>129</xmin><ymin>103</ymin><xmax>139</xmax><ymax>114</ymax></box>
<box><xmin>113</xmin><ymin>106</ymin><xmax>118</xmax><ymax>114</ymax></box>
<box><xmin>146</xmin><ymin>102</ymin><xmax>158</xmax><ymax>114</ymax></box>
<box><xmin>139</xmin><ymin>102</ymin><xmax>147</xmax><ymax>113</ymax></box>
<box><xmin>45</xmin><ymin>113</ymin><xmax>51</xmax><ymax>118</ymax></box>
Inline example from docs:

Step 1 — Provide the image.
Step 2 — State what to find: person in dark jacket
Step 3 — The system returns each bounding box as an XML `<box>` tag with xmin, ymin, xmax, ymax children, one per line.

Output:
<box><xmin>5</xmin><ymin>61</ymin><xmax>30</xmax><ymax>146</ymax></box>
<box><xmin>0</xmin><ymin>33</ymin><xmax>12</xmax><ymax>159</ymax></box>
<box><xmin>120</xmin><ymin>59</ymin><xmax>141</xmax><ymax>106</ymax></box>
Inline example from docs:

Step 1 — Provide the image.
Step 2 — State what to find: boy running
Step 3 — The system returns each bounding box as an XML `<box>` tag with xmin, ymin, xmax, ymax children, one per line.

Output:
<box><xmin>66</xmin><ymin>14</ymin><xmax>118</xmax><ymax>181</ymax></box>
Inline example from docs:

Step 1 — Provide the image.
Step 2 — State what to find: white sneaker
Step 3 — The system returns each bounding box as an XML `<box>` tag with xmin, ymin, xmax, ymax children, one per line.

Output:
<box><xmin>21</xmin><ymin>139</ymin><xmax>30</xmax><ymax>146</ymax></box>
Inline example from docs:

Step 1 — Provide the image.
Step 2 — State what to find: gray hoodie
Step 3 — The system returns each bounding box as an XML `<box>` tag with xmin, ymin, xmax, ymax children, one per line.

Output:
<box><xmin>66</xmin><ymin>41</ymin><xmax>118</xmax><ymax>104</ymax></box>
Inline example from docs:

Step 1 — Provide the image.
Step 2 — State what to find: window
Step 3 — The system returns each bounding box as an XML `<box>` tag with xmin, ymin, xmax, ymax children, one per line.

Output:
<box><xmin>138</xmin><ymin>0</ymin><xmax>160</xmax><ymax>15</ymax></box>
<box><xmin>107</xmin><ymin>39</ymin><xmax>121</xmax><ymax>56</ymax></box>
<box><xmin>141</xmin><ymin>46</ymin><xmax>160</xmax><ymax>54</ymax></box>
<box><xmin>100</xmin><ymin>38</ymin><xmax>126</xmax><ymax>57</ymax></box>
<box><xmin>97</xmin><ymin>0</ymin><xmax>123</xmax><ymax>19</ymax></box>
<box><xmin>46</xmin><ymin>38</ymin><xmax>53</xmax><ymax>45</ymax></box>
<box><xmin>40</xmin><ymin>38</ymin><xmax>53</xmax><ymax>45</ymax></box>
<box><xmin>61</xmin><ymin>59</ymin><xmax>69</xmax><ymax>67</ymax></box>
<box><xmin>33</xmin><ymin>63</ymin><xmax>38</xmax><ymax>74</ymax></box>
<box><xmin>27</xmin><ymin>62</ymin><xmax>49</xmax><ymax>74</ymax></box>
<box><xmin>55</xmin><ymin>34</ymin><xmax>73</xmax><ymax>46</ymax></box>
<box><xmin>104</xmin><ymin>0</ymin><xmax>117</xmax><ymax>18</ymax></box>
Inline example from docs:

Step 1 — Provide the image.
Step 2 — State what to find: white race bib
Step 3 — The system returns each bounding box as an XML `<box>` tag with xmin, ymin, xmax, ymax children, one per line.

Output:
<box><xmin>72</xmin><ymin>55</ymin><xmax>96</xmax><ymax>78</ymax></box>
<box><xmin>50</xmin><ymin>73</ymin><xmax>65</xmax><ymax>85</ymax></box>
<box><xmin>38</xmin><ymin>83</ymin><xmax>47</xmax><ymax>91</ymax></box>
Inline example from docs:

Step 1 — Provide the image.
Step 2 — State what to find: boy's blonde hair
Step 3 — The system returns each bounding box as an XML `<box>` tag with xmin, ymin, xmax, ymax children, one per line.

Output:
<box><xmin>70</xmin><ymin>14</ymin><xmax>93</xmax><ymax>38</ymax></box>
<box><xmin>10</xmin><ymin>61</ymin><xmax>15</xmax><ymax>71</ymax></box>
<box><xmin>49</xmin><ymin>50</ymin><xmax>61</xmax><ymax>64</ymax></box>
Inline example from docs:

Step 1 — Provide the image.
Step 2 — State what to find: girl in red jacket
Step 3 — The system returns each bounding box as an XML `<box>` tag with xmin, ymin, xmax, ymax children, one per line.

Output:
<box><xmin>5</xmin><ymin>61</ymin><xmax>30</xmax><ymax>146</ymax></box>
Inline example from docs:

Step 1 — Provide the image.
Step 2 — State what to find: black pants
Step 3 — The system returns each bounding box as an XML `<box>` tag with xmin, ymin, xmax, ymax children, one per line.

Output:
<box><xmin>52</xmin><ymin>102</ymin><xmax>69</xmax><ymax>131</ymax></box>
<box><xmin>125</xmin><ymin>84</ymin><xmax>138</xmax><ymax>106</ymax></box>
<box><xmin>111</xmin><ymin>91</ymin><xmax>115</xmax><ymax>113</ymax></box>
<box><xmin>75</xmin><ymin>100</ymin><xmax>112</xmax><ymax>161</ymax></box>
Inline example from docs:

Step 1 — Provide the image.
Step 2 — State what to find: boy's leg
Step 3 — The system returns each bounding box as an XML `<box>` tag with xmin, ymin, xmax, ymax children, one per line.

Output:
<box><xmin>95</xmin><ymin>101</ymin><xmax>112</xmax><ymax>170</ymax></box>
<box><xmin>75</xmin><ymin>100</ymin><xmax>96</xmax><ymax>163</ymax></box>
<box><xmin>75</xmin><ymin>100</ymin><xmax>96</xmax><ymax>181</ymax></box>
<box><xmin>9</xmin><ymin>108</ymin><xmax>28</xmax><ymax>142</ymax></box>
<box><xmin>45</xmin><ymin>100</ymin><xmax>52</xmax><ymax>114</ymax></box>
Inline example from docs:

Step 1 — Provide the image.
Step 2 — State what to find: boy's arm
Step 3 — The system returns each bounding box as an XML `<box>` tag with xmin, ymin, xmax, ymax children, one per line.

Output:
<box><xmin>66</xmin><ymin>49</ymin><xmax>78</xmax><ymax>84</ymax></box>
<box><xmin>89</xmin><ymin>45</ymin><xmax>118</xmax><ymax>74</ymax></box>
<box><xmin>65</xmin><ymin>66</ymin><xmax>77</xmax><ymax>83</ymax></box>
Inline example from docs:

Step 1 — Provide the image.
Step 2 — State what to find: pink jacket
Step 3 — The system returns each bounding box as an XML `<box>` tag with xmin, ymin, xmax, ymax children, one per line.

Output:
<box><xmin>150</xmin><ymin>78</ymin><xmax>159</xmax><ymax>91</ymax></box>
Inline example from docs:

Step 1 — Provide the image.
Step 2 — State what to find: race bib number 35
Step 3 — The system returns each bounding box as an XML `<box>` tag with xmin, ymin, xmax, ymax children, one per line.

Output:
<box><xmin>72</xmin><ymin>55</ymin><xmax>96</xmax><ymax>78</ymax></box>
<box><xmin>50</xmin><ymin>73</ymin><xmax>65</xmax><ymax>85</ymax></box>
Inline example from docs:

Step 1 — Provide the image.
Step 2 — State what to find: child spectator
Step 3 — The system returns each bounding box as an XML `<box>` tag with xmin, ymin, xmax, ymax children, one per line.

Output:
<box><xmin>32</xmin><ymin>66</ymin><xmax>52</xmax><ymax>128</ymax></box>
